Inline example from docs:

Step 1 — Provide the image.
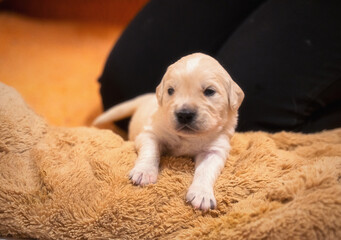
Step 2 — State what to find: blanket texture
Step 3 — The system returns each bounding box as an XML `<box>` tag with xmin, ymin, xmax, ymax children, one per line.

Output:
<box><xmin>0</xmin><ymin>82</ymin><xmax>341</xmax><ymax>239</ymax></box>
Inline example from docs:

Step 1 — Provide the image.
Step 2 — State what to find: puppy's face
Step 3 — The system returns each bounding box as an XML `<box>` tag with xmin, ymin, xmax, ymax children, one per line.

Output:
<box><xmin>156</xmin><ymin>53</ymin><xmax>244</xmax><ymax>136</ymax></box>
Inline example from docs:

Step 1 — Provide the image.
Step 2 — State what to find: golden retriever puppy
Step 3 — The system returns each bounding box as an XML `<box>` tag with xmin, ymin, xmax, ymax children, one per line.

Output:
<box><xmin>93</xmin><ymin>53</ymin><xmax>244</xmax><ymax>210</ymax></box>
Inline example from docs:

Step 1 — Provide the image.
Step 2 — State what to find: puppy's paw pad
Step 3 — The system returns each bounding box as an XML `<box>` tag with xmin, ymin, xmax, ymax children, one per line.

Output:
<box><xmin>129</xmin><ymin>166</ymin><xmax>158</xmax><ymax>186</ymax></box>
<box><xmin>186</xmin><ymin>185</ymin><xmax>216</xmax><ymax>211</ymax></box>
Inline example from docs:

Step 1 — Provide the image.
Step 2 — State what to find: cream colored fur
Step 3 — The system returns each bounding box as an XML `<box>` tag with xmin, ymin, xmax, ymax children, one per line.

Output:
<box><xmin>93</xmin><ymin>53</ymin><xmax>244</xmax><ymax>210</ymax></box>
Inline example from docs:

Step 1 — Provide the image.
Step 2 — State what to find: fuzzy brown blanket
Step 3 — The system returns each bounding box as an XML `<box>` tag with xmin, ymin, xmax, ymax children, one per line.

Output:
<box><xmin>0</xmin><ymin>82</ymin><xmax>340</xmax><ymax>239</ymax></box>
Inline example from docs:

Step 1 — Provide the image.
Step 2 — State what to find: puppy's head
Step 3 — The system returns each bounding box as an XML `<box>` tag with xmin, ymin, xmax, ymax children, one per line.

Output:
<box><xmin>156</xmin><ymin>53</ymin><xmax>244</xmax><ymax>136</ymax></box>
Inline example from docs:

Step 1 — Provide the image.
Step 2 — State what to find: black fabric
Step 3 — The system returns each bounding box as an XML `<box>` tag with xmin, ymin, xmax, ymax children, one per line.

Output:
<box><xmin>99</xmin><ymin>0</ymin><xmax>341</xmax><ymax>133</ymax></box>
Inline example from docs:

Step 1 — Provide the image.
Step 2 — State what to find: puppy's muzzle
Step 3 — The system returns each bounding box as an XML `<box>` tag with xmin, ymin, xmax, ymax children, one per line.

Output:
<box><xmin>175</xmin><ymin>108</ymin><xmax>197</xmax><ymax>125</ymax></box>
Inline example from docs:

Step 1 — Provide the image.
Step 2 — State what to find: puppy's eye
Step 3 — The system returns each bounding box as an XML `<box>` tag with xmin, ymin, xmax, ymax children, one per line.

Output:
<box><xmin>168</xmin><ymin>87</ymin><xmax>175</xmax><ymax>96</ymax></box>
<box><xmin>204</xmin><ymin>88</ymin><xmax>216</xmax><ymax>97</ymax></box>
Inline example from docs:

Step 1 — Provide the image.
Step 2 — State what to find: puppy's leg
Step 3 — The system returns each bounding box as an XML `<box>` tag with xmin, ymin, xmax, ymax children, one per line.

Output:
<box><xmin>186</xmin><ymin>138</ymin><xmax>229</xmax><ymax>210</ymax></box>
<box><xmin>129</xmin><ymin>131</ymin><xmax>160</xmax><ymax>186</ymax></box>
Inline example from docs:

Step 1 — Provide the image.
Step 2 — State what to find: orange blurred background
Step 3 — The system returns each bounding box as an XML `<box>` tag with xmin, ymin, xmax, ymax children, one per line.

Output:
<box><xmin>0</xmin><ymin>0</ymin><xmax>149</xmax><ymax>127</ymax></box>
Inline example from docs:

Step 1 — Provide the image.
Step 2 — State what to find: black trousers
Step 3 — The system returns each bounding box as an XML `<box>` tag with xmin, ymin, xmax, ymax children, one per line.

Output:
<box><xmin>99</xmin><ymin>0</ymin><xmax>341</xmax><ymax>133</ymax></box>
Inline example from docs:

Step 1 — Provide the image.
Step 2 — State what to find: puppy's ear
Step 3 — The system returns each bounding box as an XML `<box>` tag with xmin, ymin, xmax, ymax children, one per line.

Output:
<box><xmin>227</xmin><ymin>79</ymin><xmax>244</xmax><ymax>112</ymax></box>
<box><xmin>156</xmin><ymin>79</ymin><xmax>164</xmax><ymax>106</ymax></box>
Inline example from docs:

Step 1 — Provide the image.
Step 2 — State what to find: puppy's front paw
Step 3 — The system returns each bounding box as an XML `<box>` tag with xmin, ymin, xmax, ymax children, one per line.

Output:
<box><xmin>186</xmin><ymin>185</ymin><xmax>216</xmax><ymax>211</ymax></box>
<box><xmin>129</xmin><ymin>165</ymin><xmax>158</xmax><ymax>186</ymax></box>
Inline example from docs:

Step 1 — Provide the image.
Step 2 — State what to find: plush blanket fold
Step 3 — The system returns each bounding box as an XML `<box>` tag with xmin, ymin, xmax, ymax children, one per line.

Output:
<box><xmin>0</xmin><ymin>82</ymin><xmax>340</xmax><ymax>239</ymax></box>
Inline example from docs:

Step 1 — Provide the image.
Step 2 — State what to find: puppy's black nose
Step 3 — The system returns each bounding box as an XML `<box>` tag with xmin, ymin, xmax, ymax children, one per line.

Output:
<box><xmin>176</xmin><ymin>109</ymin><xmax>196</xmax><ymax>125</ymax></box>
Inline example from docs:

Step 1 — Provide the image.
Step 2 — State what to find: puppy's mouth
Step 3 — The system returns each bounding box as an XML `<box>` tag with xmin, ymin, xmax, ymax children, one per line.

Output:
<box><xmin>176</xmin><ymin>124</ymin><xmax>199</xmax><ymax>134</ymax></box>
